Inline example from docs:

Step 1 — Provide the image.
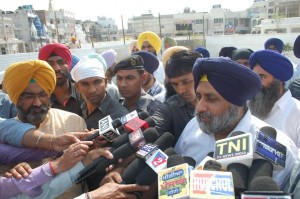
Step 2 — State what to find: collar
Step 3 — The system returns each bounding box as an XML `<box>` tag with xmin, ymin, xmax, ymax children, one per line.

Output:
<box><xmin>272</xmin><ymin>90</ymin><xmax>291</xmax><ymax>111</ymax></box>
<box><xmin>167</xmin><ymin>94</ymin><xmax>190</xmax><ymax>107</ymax></box>
<box><xmin>82</xmin><ymin>93</ymin><xmax>110</xmax><ymax>117</ymax></box>
<box><xmin>51</xmin><ymin>80</ymin><xmax>78</xmax><ymax>102</ymax></box>
<box><xmin>228</xmin><ymin>110</ymin><xmax>252</xmax><ymax>137</ymax></box>
<box><xmin>148</xmin><ymin>79</ymin><xmax>161</xmax><ymax>94</ymax></box>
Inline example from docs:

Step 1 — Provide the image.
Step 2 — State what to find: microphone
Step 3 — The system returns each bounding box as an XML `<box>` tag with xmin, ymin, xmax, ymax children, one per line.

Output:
<box><xmin>241</xmin><ymin>176</ymin><xmax>292</xmax><ymax>199</ymax></box>
<box><xmin>247</xmin><ymin>159</ymin><xmax>273</xmax><ymax>188</ymax></box>
<box><xmin>124</xmin><ymin>116</ymin><xmax>155</xmax><ymax>133</ymax></box>
<box><xmin>183</xmin><ymin>156</ymin><xmax>196</xmax><ymax>169</ymax></box>
<box><xmin>111</xmin><ymin>110</ymin><xmax>150</xmax><ymax>129</ymax></box>
<box><xmin>195</xmin><ymin>152</ymin><xmax>215</xmax><ymax>170</ymax></box>
<box><xmin>203</xmin><ymin>160</ymin><xmax>222</xmax><ymax>171</ymax></box>
<box><xmin>254</xmin><ymin>126</ymin><xmax>286</xmax><ymax>170</ymax></box>
<box><xmin>74</xmin><ymin>128</ymin><xmax>159</xmax><ymax>184</ymax></box>
<box><xmin>214</xmin><ymin>131</ymin><xmax>253</xmax><ymax>170</ymax></box>
<box><xmin>98</xmin><ymin>115</ymin><xmax>120</xmax><ymax>142</ymax></box>
<box><xmin>227</xmin><ymin>162</ymin><xmax>249</xmax><ymax>195</ymax></box>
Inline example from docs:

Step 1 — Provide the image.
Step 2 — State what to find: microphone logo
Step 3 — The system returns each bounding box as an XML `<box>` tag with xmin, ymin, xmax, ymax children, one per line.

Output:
<box><xmin>152</xmin><ymin>151</ymin><xmax>167</xmax><ymax>167</ymax></box>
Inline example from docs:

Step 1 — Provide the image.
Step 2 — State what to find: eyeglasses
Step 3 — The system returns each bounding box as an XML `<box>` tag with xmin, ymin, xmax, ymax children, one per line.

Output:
<box><xmin>47</xmin><ymin>59</ymin><xmax>66</xmax><ymax>67</ymax></box>
<box><xmin>19</xmin><ymin>92</ymin><xmax>49</xmax><ymax>102</ymax></box>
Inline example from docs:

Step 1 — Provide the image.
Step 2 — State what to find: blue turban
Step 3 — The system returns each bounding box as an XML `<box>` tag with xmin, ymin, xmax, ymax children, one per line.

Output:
<box><xmin>249</xmin><ymin>50</ymin><xmax>293</xmax><ymax>81</ymax></box>
<box><xmin>133</xmin><ymin>51</ymin><xmax>159</xmax><ymax>74</ymax></box>
<box><xmin>194</xmin><ymin>47</ymin><xmax>210</xmax><ymax>58</ymax></box>
<box><xmin>70</xmin><ymin>54</ymin><xmax>80</xmax><ymax>71</ymax></box>
<box><xmin>264</xmin><ymin>38</ymin><xmax>284</xmax><ymax>53</ymax></box>
<box><xmin>294</xmin><ymin>34</ymin><xmax>300</xmax><ymax>58</ymax></box>
<box><xmin>193</xmin><ymin>57</ymin><xmax>261</xmax><ymax>106</ymax></box>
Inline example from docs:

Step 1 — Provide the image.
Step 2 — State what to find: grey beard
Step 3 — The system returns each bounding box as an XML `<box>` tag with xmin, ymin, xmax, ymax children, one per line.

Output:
<box><xmin>196</xmin><ymin>104</ymin><xmax>240</xmax><ymax>134</ymax></box>
<box><xmin>248</xmin><ymin>79</ymin><xmax>281</xmax><ymax>120</ymax></box>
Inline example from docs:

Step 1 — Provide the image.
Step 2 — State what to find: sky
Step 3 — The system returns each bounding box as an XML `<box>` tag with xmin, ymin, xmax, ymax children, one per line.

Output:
<box><xmin>1</xmin><ymin>0</ymin><xmax>254</xmax><ymax>28</ymax></box>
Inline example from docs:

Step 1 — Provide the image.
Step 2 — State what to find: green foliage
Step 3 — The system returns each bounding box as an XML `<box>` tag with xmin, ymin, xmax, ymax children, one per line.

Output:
<box><xmin>283</xmin><ymin>42</ymin><xmax>293</xmax><ymax>52</ymax></box>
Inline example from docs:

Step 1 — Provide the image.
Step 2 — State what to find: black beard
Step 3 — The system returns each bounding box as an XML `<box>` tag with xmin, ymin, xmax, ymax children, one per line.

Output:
<box><xmin>17</xmin><ymin>103</ymin><xmax>50</xmax><ymax>125</ymax></box>
<box><xmin>248</xmin><ymin>79</ymin><xmax>281</xmax><ymax>119</ymax></box>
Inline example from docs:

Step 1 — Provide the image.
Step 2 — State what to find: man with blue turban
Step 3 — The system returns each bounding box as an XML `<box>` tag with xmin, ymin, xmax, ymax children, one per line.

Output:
<box><xmin>249</xmin><ymin>49</ymin><xmax>300</xmax><ymax>148</ymax></box>
<box><xmin>264</xmin><ymin>38</ymin><xmax>284</xmax><ymax>53</ymax></box>
<box><xmin>175</xmin><ymin>57</ymin><xmax>298</xmax><ymax>191</ymax></box>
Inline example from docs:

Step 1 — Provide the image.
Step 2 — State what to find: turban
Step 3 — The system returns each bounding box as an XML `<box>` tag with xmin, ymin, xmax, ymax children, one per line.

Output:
<box><xmin>85</xmin><ymin>53</ymin><xmax>107</xmax><ymax>71</ymax></box>
<box><xmin>128</xmin><ymin>40</ymin><xmax>138</xmax><ymax>53</ymax></box>
<box><xmin>114</xmin><ymin>55</ymin><xmax>144</xmax><ymax>73</ymax></box>
<box><xmin>249</xmin><ymin>50</ymin><xmax>293</xmax><ymax>81</ymax></box>
<box><xmin>294</xmin><ymin>34</ymin><xmax>300</xmax><ymax>58</ymax></box>
<box><xmin>71</xmin><ymin>57</ymin><xmax>105</xmax><ymax>82</ymax></box>
<box><xmin>38</xmin><ymin>43</ymin><xmax>72</xmax><ymax>69</ymax></box>
<box><xmin>133</xmin><ymin>51</ymin><xmax>159</xmax><ymax>74</ymax></box>
<box><xmin>231</xmin><ymin>48</ymin><xmax>254</xmax><ymax>61</ymax></box>
<box><xmin>70</xmin><ymin>54</ymin><xmax>80</xmax><ymax>71</ymax></box>
<box><xmin>101</xmin><ymin>49</ymin><xmax>117</xmax><ymax>69</ymax></box>
<box><xmin>3</xmin><ymin>60</ymin><xmax>56</xmax><ymax>104</ymax></box>
<box><xmin>194</xmin><ymin>47</ymin><xmax>210</xmax><ymax>58</ymax></box>
<box><xmin>137</xmin><ymin>31</ymin><xmax>162</xmax><ymax>53</ymax></box>
<box><xmin>219</xmin><ymin>47</ymin><xmax>237</xmax><ymax>58</ymax></box>
<box><xmin>193</xmin><ymin>57</ymin><xmax>261</xmax><ymax>106</ymax></box>
<box><xmin>71</xmin><ymin>36</ymin><xmax>76</xmax><ymax>42</ymax></box>
<box><xmin>264</xmin><ymin>38</ymin><xmax>284</xmax><ymax>53</ymax></box>
<box><xmin>162</xmin><ymin>46</ymin><xmax>189</xmax><ymax>68</ymax></box>
<box><xmin>164</xmin><ymin>37</ymin><xmax>177</xmax><ymax>47</ymax></box>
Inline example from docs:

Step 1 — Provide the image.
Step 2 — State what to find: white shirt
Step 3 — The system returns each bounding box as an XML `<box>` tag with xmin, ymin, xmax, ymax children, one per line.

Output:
<box><xmin>263</xmin><ymin>90</ymin><xmax>300</xmax><ymax>148</ymax></box>
<box><xmin>175</xmin><ymin>110</ymin><xmax>299</xmax><ymax>189</ymax></box>
<box><xmin>153</xmin><ymin>60</ymin><xmax>165</xmax><ymax>84</ymax></box>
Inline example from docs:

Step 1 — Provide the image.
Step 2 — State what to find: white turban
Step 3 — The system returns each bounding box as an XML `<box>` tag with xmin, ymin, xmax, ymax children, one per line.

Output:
<box><xmin>71</xmin><ymin>57</ymin><xmax>105</xmax><ymax>82</ymax></box>
<box><xmin>101</xmin><ymin>49</ymin><xmax>117</xmax><ymax>69</ymax></box>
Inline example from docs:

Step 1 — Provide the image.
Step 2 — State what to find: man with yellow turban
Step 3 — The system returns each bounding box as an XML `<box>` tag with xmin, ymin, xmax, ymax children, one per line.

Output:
<box><xmin>137</xmin><ymin>31</ymin><xmax>165</xmax><ymax>84</ymax></box>
<box><xmin>2</xmin><ymin>60</ymin><xmax>86</xmax><ymax>198</ymax></box>
<box><xmin>39</xmin><ymin>43</ymin><xmax>84</xmax><ymax>116</ymax></box>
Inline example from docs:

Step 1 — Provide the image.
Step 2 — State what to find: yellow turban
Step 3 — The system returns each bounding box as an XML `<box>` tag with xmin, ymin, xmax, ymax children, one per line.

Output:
<box><xmin>3</xmin><ymin>60</ymin><xmax>56</xmax><ymax>104</ymax></box>
<box><xmin>162</xmin><ymin>46</ymin><xmax>189</xmax><ymax>68</ymax></box>
<box><xmin>137</xmin><ymin>31</ymin><xmax>162</xmax><ymax>53</ymax></box>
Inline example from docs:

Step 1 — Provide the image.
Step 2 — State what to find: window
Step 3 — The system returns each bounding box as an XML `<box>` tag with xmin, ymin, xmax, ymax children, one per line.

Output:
<box><xmin>214</xmin><ymin>18</ymin><xmax>223</xmax><ymax>24</ymax></box>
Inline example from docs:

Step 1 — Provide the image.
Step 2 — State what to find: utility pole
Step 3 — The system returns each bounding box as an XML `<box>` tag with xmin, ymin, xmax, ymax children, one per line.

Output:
<box><xmin>158</xmin><ymin>13</ymin><xmax>162</xmax><ymax>55</ymax></box>
<box><xmin>54</xmin><ymin>10</ymin><xmax>60</xmax><ymax>43</ymax></box>
<box><xmin>121</xmin><ymin>15</ymin><xmax>126</xmax><ymax>45</ymax></box>
<box><xmin>202</xmin><ymin>15</ymin><xmax>205</xmax><ymax>47</ymax></box>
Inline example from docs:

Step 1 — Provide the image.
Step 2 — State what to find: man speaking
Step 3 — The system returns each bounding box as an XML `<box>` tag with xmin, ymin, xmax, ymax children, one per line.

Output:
<box><xmin>175</xmin><ymin>57</ymin><xmax>298</xmax><ymax>189</ymax></box>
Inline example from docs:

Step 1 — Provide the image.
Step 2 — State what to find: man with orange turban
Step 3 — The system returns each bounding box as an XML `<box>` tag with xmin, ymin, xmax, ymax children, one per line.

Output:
<box><xmin>137</xmin><ymin>31</ymin><xmax>166</xmax><ymax>85</ymax></box>
<box><xmin>2</xmin><ymin>60</ymin><xmax>86</xmax><ymax>198</ymax></box>
<box><xmin>39</xmin><ymin>43</ymin><xmax>83</xmax><ymax>116</ymax></box>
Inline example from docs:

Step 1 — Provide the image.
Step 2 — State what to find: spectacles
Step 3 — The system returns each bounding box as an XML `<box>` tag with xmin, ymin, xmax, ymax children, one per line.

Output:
<box><xmin>47</xmin><ymin>59</ymin><xmax>66</xmax><ymax>67</ymax></box>
<box><xmin>19</xmin><ymin>92</ymin><xmax>49</xmax><ymax>102</ymax></box>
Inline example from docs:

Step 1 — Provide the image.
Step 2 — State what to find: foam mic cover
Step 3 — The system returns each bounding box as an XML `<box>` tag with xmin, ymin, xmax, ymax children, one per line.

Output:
<box><xmin>163</xmin><ymin>148</ymin><xmax>178</xmax><ymax>156</ymax></box>
<box><xmin>227</xmin><ymin>163</ymin><xmax>249</xmax><ymax>194</ymax></box>
<box><xmin>167</xmin><ymin>155</ymin><xmax>185</xmax><ymax>168</ymax></box>
<box><xmin>203</xmin><ymin>160</ymin><xmax>222</xmax><ymax>171</ymax></box>
<box><xmin>207</xmin><ymin>151</ymin><xmax>214</xmax><ymax>158</ymax></box>
<box><xmin>247</xmin><ymin>159</ymin><xmax>273</xmax><ymax>187</ymax></box>
<box><xmin>144</xmin><ymin>117</ymin><xmax>156</xmax><ymax>128</ymax></box>
<box><xmin>260</xmin><ymin>126</ymin><xmax>277</xmax><ymax>139</ymax></box>
<box><xmin>154</xmin><ymin>132</ymin><xmax>174</xmax><ymax>151</ymax></box>
<box><xmin>248</xmin><ymin>176</ymin><xmax>280</xmax><ymax>191</ymax></box>
<box><xmin>183</xmin><ymin>156</ymin><xmax>196</xmax><ymax>168</ymax></box>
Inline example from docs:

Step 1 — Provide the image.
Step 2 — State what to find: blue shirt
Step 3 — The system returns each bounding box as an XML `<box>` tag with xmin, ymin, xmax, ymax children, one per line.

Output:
<box><xmin>0</xmin><ymin>91</ymin><xmax>17</xmax><ymax>119</ymax></box>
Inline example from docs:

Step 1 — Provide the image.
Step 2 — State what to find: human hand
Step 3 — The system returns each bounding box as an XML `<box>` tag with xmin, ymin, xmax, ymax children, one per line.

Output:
<box><xmin>89</xmin><ymin>183</ymin><xmax>149</xmax><ymax>199</ymax></box>
<box><xmin>5</xmin><ymin>162</ymin><xmax>32</xmax><ymax>179</ymax></box>
<box><xmin>99</xmin><ymin>167</ymin><xmax>125</xmax><ymax>186</ymax></box>
<box><xmin>51</xmin><ymin>141</ymin><xmax>93</xmax><ymax>174</ymax></box>
<box><xmin>52</xmin><ymin>134</ymin><xmax>80</xmax><ymax>152</ymax></box>
<box><xmin>82</xmin><ymin>147</ymin><xmax>113</xmax><ymax>167</ymax></box>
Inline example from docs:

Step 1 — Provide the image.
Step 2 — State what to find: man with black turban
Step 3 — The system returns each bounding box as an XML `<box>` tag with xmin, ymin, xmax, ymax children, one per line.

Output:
<box><xmin>39</xmin><ymin>43</ymin><xmax>83</xmax><ymax>116</ymax></box>
<box><xmin>175</xmin><ymin>57</ymin><xmax>298</xmax><ymax>191</ymax></box>
<box><xmin>249</xmin><ymin>49</ymin><xmax>300</xmax><ymax>148</ymax></box>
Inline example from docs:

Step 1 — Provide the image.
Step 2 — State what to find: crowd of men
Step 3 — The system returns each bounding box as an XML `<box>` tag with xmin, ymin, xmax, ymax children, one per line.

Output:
<box><xmin>0</xmin><ymin>31</ymin><xmax>300</xmax><ymax>199</ymax></box>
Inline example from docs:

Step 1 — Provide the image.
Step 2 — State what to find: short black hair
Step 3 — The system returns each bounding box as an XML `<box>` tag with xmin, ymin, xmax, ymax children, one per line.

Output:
<box><xmin>165</xmin><ymin>50</ymin><xmax>201</xmax><ymax>78</ymax></box>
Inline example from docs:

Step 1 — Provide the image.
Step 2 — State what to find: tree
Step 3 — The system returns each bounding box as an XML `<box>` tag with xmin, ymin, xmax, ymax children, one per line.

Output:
<box><xmin>184</xmin><ymin>7</ymin><xmax>191</xmax><ymax>13</ymax></box>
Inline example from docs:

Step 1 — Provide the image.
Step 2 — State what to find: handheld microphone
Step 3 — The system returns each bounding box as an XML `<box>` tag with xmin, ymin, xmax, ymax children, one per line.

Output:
<box><xmin>98</xmin><ymin>115</ymin><xmax>120</xmax><ymax>142</ymax></box>
<box><xmin>74</xmin><ymin>128</ymin><xmax>159</xmax><ymax>184</ymax></box>
<box><xmin>254</xmin><ymin>126</ymin><xmax>286</xmax><ymax>170</ymax></box>
<box><xmin>203</xmin><ymin>160</ymin><xmax>222</xmax><ymax>171</ymax></box>
<box><xmin>227</xmin><ymin>162</ymin><xmax>249</xmax><ymax>195</ymax></box>
<box><xmin>111</xmin><ymin>110</ymin><xmax>149</xmax><ymax>128</ymax></box>
<box><xmin>195</xmin><ymin>152</ymin><xmax>215</xmax><ymax>170</ymax></box>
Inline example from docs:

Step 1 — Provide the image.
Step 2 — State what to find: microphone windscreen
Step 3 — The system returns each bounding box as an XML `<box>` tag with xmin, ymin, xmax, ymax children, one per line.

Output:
<box><xmin>248</xmin><ymin>176</ymin><xmax>280</xmax><ymax>191</ymax></box>
<box><xmin>111</xmin><ymin>118</ymin><xmax>122</xmax><ymax>128</ymax></box>
<box><xmin>144</xmin><ymin>117</ymin><xmax>156</xmax><ymax>127</ymax></box>
<box><xmin>183</xmin><ymin>156</ymin><xmax>196</xmax><ymax>168</ymax></box>
<box><xmin>260</xmin><ymin>126</ymin><xmax>277</xmax><ymax>139</ymax></box>
<box><xmin>138</xmin><ymin>110</ymin><xmax>150</xmax><ymax>120</ymax></box>
<box><xmin>122</xmin><ymin>158</ymin><xmax>146</xmax><ymax>184</ymax></box>
<box><xmin>248</xmin><ymin>159</ymin><xmax>273</xmax><ymax>187</ymax></box>
<box><xmin>230</xmin><ymin>131</ymin><xmax>245</xmax><ymax>137</ymax></box>
<box><xmin>154</xmin><ymin>132</ymin><xmax>174</xmax><ymax>151</ymax></box>
<box><xmin>164</xmin><ymin>148</ymin><xmax>178</xmax><ymax>156</ymax></box>
<box><xmin>142</xmin><ymin>127</ymin><xmax>160</xmax><ymax>143</ymax></box>
<box><xmin>167</xmin><ymin>155</ymin><xmax>185</xmax><ymax>168</ymax></box>
<box><xmin>203</xmin><ymin>160</ymin><xmax>222</xmax><ymax>171</ymax></box>
<box><xmin>207</xmin><ymin>151</ymin><xmax>214</xmax><ymax>158</ymax></box>
<box><xmin>227</xmin><ymin>163</ymin><xmax>249</xmax><ymax>194</ymax></box>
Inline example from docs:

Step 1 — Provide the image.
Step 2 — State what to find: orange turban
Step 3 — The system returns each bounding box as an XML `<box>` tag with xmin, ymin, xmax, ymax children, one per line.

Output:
<box><xmin>3</xmin><ymin>60</ymin><xmax>56</xmax><ymax>104</ymax></box>
<box><xmin>38</xmin><ymin>43</ymin><xmax>72</xmax><ymax>69</ymax></box>
<box><xmin>137</xmin><ymin>31</ymin><xmax>162</xmax><ymax>53</ymax></box>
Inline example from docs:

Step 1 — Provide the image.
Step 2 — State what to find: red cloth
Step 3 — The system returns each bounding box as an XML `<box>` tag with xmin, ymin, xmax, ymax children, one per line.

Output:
<box><xmin>38</xmin><ymin>43</ymin><xmax>72</xmax><ymax>69</ymax></box>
